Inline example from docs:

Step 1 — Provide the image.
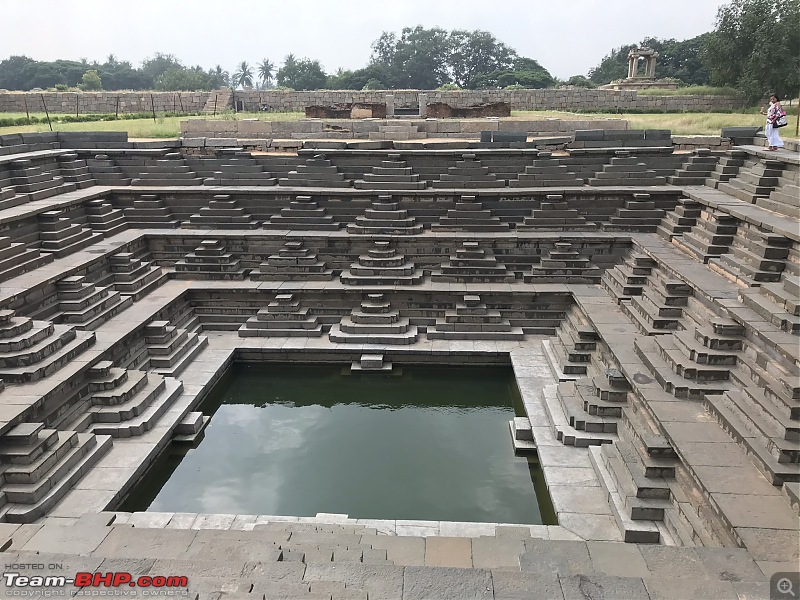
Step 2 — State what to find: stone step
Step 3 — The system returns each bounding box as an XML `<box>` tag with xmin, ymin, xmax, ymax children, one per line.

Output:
<box><xmin>2</xmin><ymin>432</ymin><xmax>106</xmax><ymax>505</ymax></box>
<box><xmin>2</xmin><ymin>431</ymin><xmax>79</xmax><ymax>485</ymax></box>
<box><xmin>91</xmin><ymin>378</ymin><xmax>183</xmax><ymax>438</ymax></box>
<box><xmin>3</xmin><ymin>434</ymin><xmax>112</xmax><ymax>523</ymax></box>
<box><xmin>0</xmin><ymin>329</ymin><xmax>95</xmax><ymax>383</ymax></box>
<box><xmin>91</xmin><ymin>375</ymin><xmax>167</xmax><ymax>423</ymax></box>
<box><xmin>588</xmin><ymin>445</ymin><xmax>661</xmax><ymax>543</ymax></box>
<box><xmin>150</xmin><ymin>334</ymin><xmax>209</xmax><ymax>378</ymax></box>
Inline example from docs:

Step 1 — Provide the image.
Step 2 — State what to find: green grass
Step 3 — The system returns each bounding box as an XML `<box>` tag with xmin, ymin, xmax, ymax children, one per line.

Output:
<box><xmin>0</xmin><ymin>109</ymin><xmax>795</xmax><ymax>139</ymax></box>
<box><xmin>511</xmin><ymin>110</ymin><xmax>798</xmax><ymax>137</ymax></box>
<box><xmin>0</xmin><ymin>111</ymin><xmax>305</xmax><ymax>138</ymax></box>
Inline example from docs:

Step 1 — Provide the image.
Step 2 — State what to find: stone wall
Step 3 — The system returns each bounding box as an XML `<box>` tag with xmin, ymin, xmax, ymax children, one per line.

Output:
<box><xmin>180</xmin><ymin>117</ymin><xmax>628</xmax><ymax>140</ymax></box>
<box><xmin>0</xmin><ymin>91</ymin><xmax>209</xmax><ymax>114</ymax></box>
<box><xmin>233</xmin><ymin>89</ymin><xmax>746</xmax><ymax>113</ymax></box>
<box><xmin>0</xmin><ymin>89</ymin><xmax>747</xmax><ymax>115</ymax></box>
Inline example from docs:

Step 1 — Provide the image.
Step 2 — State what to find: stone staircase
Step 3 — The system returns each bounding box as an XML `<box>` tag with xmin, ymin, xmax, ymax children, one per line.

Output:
<box><xmin>509</xmin><ymin>151</ymin><xmax>583</xmax><ymax>187</ymax></box>
<box><xmin>279</xmin><ymin>154</ymin><xmax>352</xmax><ymax>188</ymax></box>
<box><xmin>37</xmin><ymin>210</ymin><xmax>104</xmax><ymax>258</ymax></box>
<box><xmin>431</xmin><ymin>195</ymin><xmax>509</xmax><ymax>231</ymax></box>
<box><xmin>251</xmin><ymin>240</ymin><xmax>334</xmax><ymax>281</ymax></box>
<box><xmin>431</xmin><ymin>241</ymin><xmax>516</xmax><ymax>283</ymax></box>
<box><xmin>431</xmin><ymin>154</ymin><xmax>501</xmax><ymax>188</ymax></box>
<box><xmin>717</xmin><ymin>157</ymin><xmax>786</xmax><ymax>203</ymax></box>
<box><xmin>0</xmin><ymin>310</ymin><xmax>95</xmax><ymax>383</ymax></box>
<box><xmin>588</xmin><ymin>152</ymin><xmax>667</xmax><ymax>186</ymax></box>
<box><xmin>85</xmin><ymin>154</ymin><xmax>132</xmax><ymax>185</ymax></box>
<box><xmin>525</xmin><ymin>242</ymin><xmax>601</xmax><ymax>284</ymax></box>
<box><xmin>201</xmin><ymin>89</ymin><xmax>232</xmax><ymax>114</ymax></box>
<box><xmin>184</xmin><ymin>194</ymin><xmax>261</xmax><ymax>229</ymax></box>
<box><xmin>589</xmin><ymin>402</ymin><xmax>681</xmax><ymax>544</ymax></box>
<box><xmin>347</xmin><ymin>195</ymin><xmax>423</xmax><ymax>234</ymax></box>
<box><xmin>740</xmin><ymin>274</ymin><xmax>800</xmax><ymax>335</ymax></box>
<box><xmin>85</xmin><ymin>199</ymin><xmax>127</xmax><ymax>238</ymax></box>
<box><xmin>8</xmin><ymin>516</ymin><xmax>776</xmax><ymax>600</ymax></box>
<box><xmin>708</xmin><ymin>225</ymin><xmax>789</xmax><ymax>287</ymax></box>
<box><xmin>65</xmin><ymin>361</ymin><xmax>184</xmax><ymax>439</ymax></box>
<box><xmin>704</xmin><ymin>149</ymin><xmax>746</xmax><ymax>189</ymax></box>
<box><xmin>201</xmin><ymin>151</ymin><xmax>277</xmax><ymax>186</ymax></box>
<box><xmin>340</xmin><ymin>241</ymin><xmax>423</xmax><ymax>286</ymax></box>
<box><xmin>122</xmin><ymin>194</ymin><xmax>179</xmax><ymax>229</ymax></box>
<box><xmin>0</xmin><ymin>235</ymin><xmax>53</xmax><ymax>283</ymax></box>
<box><xmin>698</xmin><ymin>316</ymin><xmax>800</xmax><ymax>484</ymax></box>
<box><xmin>56</xmin><ymin>152</ymin><xmax>94</xmax><ymax>188</ymax></box>
<box><xmin>9</xmin><ymin>158</ymin><xmax>73</xmax><ymax>201</ymax></box>
<box><xmin>354</xmin><ymin>154</ymin><xmax>426</xmax><ymax>190</ymax></box>
<box><xmin>128</xmin><ymin>154</ymin><xmax>203</xmax><ymax>186</ymax></box>
<box><xmin>666</xmin><ymin>149</ymin><xmax>719</xmax><ymax>186</ymax></box>
<box><xmin>603</xmin><ymin>193</ymin><xmax>665</xmax><ymax>232</ymax></box>
<box><xmin>517</xmin><ymin>194</ymin><xmax>596</xmax><ymax>231</ymax></box>
<box><xmin>133</xmin><ymin>320</ymin><xmax>208</xmax><ymax>378</ymax></box>
<box><xmin>0</xmin><ymin>423</ymin><xmax>111</xmax><ymax>523</ymax></box>
<box><xmin>756</xmin><ymin>161</ymin><xmax>800</xmax><ymax>217</ymax></box>
<box><xmin>329</xmin><ymin>293</ymin><xmax>419</xmax><ymax>344</ymax></box>
<box><xmin>601</xmin><ymin>253</ymin><xmax>658</xmax><ymax>304</ymax></box>
<box><xmin>108</xmin><ymin>252</ymin><xmax>168</xmax><ymax>301</ymax></box>
<box><xmin>427</xmin><ymin>294</ymin><xmax>524</xmax><ymax>341</ymax></box>
<box><xmin>173</xmin><ymin>239</ymin><xmax>248</xmax><ymax>280</ymax></box>
<box><xmin>239</xmin><ymin>294</ymin><xmax>324</xmax><ymax>338</ymax></box>
<box><xmin>49</xmin><ymin>275</ymin><xmax>133</xmax><ymax>330</ymax></box>
<box><xmin>655</xmin><ymin>198</ymin><xmax>701</xmax><ymax>241</ymax></box>
<box><xmin>671</xmin><ymin>208</ymin><xmax>738</xmax><ymax>264</ymax></box>
<box><xmin>620</xmin><ymin>268</ymin><xmax>692</xmax><ymax>336</ymax></box>
<box><xmin>263</xmin><ymin>195</ymin><xmax>340</xmax><ymax>230</ymax></box>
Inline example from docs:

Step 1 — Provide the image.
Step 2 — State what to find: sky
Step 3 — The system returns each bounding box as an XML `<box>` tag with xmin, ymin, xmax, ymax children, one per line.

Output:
<box><xmin>1</xmin><ymin>0</ymin><xmax>729</xmax><ymax>79</ymax></box>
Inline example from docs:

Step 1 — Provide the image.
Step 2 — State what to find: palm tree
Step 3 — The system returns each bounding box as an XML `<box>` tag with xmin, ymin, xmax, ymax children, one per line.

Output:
<box><xmin>258</xmin><ymin>58</ymin><xmax>275</xmax><ymax>88</ymax></box>
<box><xmin>233</xmin><ymin>61</ymin><xmax>253</xmax><ymax>89</ymax></box>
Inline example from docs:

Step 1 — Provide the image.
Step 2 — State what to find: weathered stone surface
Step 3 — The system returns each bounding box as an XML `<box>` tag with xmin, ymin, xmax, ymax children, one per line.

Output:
<box><xmin>402</xmin><ymin>566</ymin><xmax>493</xmax><ymax>600</ymax></box>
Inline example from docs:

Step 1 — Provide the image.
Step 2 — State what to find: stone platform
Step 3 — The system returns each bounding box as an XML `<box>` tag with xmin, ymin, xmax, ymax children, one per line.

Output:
<box><xmin>0</xmin><ymin>131</ymin><xmax>797</xmax><ymax>599</ymax></box>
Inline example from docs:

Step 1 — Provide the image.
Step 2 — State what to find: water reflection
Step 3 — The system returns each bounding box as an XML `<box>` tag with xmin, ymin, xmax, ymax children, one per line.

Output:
<box><xmin>120</xmin><ymin>364</ymin><xmax>555</xmax><ymax>524</ymax></box>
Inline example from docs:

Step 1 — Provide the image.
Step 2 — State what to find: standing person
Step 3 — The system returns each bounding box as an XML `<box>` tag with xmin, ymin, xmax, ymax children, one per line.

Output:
<box><xmin>760</xmin><ymin>93</ymin><xmax>785</xmax><ymax>151</ymax></box>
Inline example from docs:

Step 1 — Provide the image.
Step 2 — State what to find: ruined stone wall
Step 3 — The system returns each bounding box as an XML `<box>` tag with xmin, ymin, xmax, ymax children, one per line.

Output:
<box><xmin>233</xmin><ymin>89</ymin><xmax>746</xmax><ymax>113</ymax></box>
<box><xmin>0</xmin><ymin>91</ymin><xmax>209</xmax><ymax>114</ymax></box>
<box><xmin>0</xmin><ymin>89</ymin><xmax>746</xmax><ymax>114</ymax></box>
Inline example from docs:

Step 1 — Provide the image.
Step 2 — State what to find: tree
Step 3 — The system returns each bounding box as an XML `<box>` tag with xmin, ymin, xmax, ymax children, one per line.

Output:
<box><xmin>448</xmin><ymin>29</ymin><xmax>515</xmax><ymax>89</ymax></box>
<box><xmin>233</xmin><ymin>61</ymin><xmax>254</xmax><ymax>88</ymax></box>
<box><xmin>474</xmin><ymin>56</ymin><xmax>556</xmax><ymax>89</ymax></box>
<box><xmin>276</xmin><ymin>57</ymin><xmax>327</xmax><ymax>90</ymax></box>
<box><xmin>703</xmin><ymin>0</ymin><xmax>800</xmax><ymax>101</ymax></box>
<box><xmin>140</xmin><ymin>53</ymin><xmax>183</xmax><ymax>87</ymax></box>
<box><xmin>207</xmin><ymin>65</ymin><xmax>229</xmax><ymax>89</ymax></box>
<box><xmin>370</xmin><ymin>26</ymin><xmax>452</xmax><ymax>88</ymax></box>
<box><xmin>566</xmin><ymin>75</ymin><xmax>595</xmax><ymax>88</ymax></box>
<box><xmin>258</xmin><ymin>58</ymin><xmax>275</xmax><ymax>88</ymax></box>
<box><xmin>155</xmin><ymin>66</ymin><xmax>215</xmax><ymax>91</ymax></box>
<box><xmin>588</xmin><ymin>36</ymin><xmax>713</xmax><ymax>86</ymax></box>
<box><xmin>80</xmin><ymin>69</ymin><xmax>102</xmax><ymax>91</ymax></box>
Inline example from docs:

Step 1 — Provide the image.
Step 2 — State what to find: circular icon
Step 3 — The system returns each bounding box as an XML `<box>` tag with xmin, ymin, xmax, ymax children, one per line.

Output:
<box><xmin>777</xmin><ymin>577</ymin><xmax>796</xmax><ymax>597</ymax></box>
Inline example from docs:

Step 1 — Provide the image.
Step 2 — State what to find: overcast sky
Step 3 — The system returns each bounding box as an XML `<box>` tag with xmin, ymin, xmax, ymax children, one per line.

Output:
<box><xmin>2</xmin><ymin>0</ymin><xmax>728</xmax><ymax>79</ymax></box>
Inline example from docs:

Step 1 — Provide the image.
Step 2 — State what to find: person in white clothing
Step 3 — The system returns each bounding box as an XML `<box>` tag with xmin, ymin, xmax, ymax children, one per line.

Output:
<box><xmin>760</xmin><ymin>93</ymin><xmax>785</xmax><ymax>151</ymax></box>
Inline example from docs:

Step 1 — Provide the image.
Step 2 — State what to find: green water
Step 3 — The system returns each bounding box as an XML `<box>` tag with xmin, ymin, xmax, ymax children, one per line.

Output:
<box><xmin>121</xmin><ymin>363</ymin><xmax>556</xmax><ymax>525</ymax></box>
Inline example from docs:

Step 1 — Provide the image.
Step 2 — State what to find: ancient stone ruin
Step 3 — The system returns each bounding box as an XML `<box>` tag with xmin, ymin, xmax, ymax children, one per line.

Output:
<box><xmin>0</xmin><ymin>127</ymin><xmax>796</xmax><ymax>598</ymax></box>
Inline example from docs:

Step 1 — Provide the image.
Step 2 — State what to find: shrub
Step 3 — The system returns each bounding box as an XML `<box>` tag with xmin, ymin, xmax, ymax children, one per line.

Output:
<box><xmin>79</xmin><ymin>70</ymin><xmax>102</xmax><ymax>91</ymax></box>
<box><xmin>436</xmin><ymin>83</ymin><xmax>461</xmax><ymax>91</ymax></box>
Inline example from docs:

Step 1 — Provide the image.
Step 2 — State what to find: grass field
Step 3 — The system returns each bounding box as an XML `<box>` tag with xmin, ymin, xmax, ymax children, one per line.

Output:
<box><xmin>511</xmin><ymin>110</ymin><xmax>798</xmax><ymax>137</ymax></box>
<box><xmin>0</xmin><ymin>109</ymin><xmax>796</xmax><ymax>139</ymax></box>
<box><xmin>0</xmin><ymin>111</ymin><xmax>305</xmax><ymax>138</ymax></box>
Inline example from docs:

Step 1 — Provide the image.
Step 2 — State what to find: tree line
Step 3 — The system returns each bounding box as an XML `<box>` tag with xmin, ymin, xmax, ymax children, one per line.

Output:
<box><xmin>0</xmin><ymin>0</ymin><xmax>796</xmax><ymax>102</ymax></box>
